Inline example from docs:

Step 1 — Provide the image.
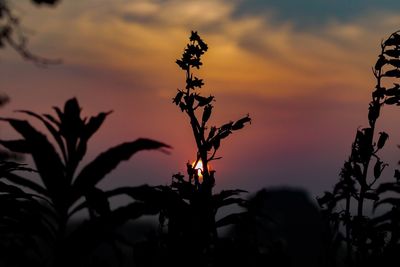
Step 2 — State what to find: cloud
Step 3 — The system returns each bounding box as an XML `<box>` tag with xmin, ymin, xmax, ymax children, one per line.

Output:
<box><xmin>234</xmin><ymin>0</ymin><xmax>400</xmax><ymax>29</ymax></box>
<box><xmin>4</xmin><ymin>0</ymin><xmax>400</xmax><ymax>195</ymax></box>
<box><xmin>6</xmin><ymin>0</ymin><xmax>400</xmax><ymax>104</ymax></box>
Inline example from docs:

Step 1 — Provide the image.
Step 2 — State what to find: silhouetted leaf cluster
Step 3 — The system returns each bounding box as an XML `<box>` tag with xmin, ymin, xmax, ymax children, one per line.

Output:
<box><xmin>147</xmin><ymin>31</ymin><xmax>251</xmax><ymax>266</ymax></box>
<box><xmin>0</xmin><ymin>98</ymin><xmax>169</xmax><ymax>266</ymax></box>
<box><xmin>318</xmin><ymin>30</ymin><xmax>400</xmax><ymax>267</ymax></box>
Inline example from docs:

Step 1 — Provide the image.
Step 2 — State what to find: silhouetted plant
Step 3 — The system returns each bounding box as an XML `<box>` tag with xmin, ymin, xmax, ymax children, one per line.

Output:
<box><xmin>0</xmin><ymin>94</ymin><xmax>21</xmax><ymax>161</ymax></box>
<box><xmin>318</xmin><ymin>30</ymin><xmax>400</xmax><ymax>267</ymax></box>
<box><xmin>0</xmin><ymin>98</ymin><xmax>169</xmax><ymax>266</ymax></box>
<box><xmin>160</xmin><ymin>31</ymin><xmax>251</xmax><ymax>266</ymax></box>
<box><xmin>116</xmin><ymin>31</ymin><xmax>252</xmax><ymax>267</ymax></box>
<box><xmin>0</xmin><ymin>161</ymin><xmax>52</xmax><ymax>266</ymax></box>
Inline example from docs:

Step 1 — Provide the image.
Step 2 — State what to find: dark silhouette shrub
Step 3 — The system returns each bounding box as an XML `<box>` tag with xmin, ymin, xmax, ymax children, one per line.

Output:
<box><xmin>0</xmin><ymin>98</ymin><xmax>169</xmax><ymax>266</ymax></box>
<box><xmin>318</xmin><ymin>30</ymin><xmax>400</xmax><ymax>267</ymax></box>
<box><xmin>125</xmin><ymin>31</ymin><xmax>251</xmax><ymax>267</ymax></box>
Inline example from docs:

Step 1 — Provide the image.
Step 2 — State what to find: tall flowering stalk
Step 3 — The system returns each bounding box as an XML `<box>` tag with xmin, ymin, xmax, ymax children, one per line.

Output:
<box><xmin>158</xmin><ymin>31</ymin><xmax>251</xmax><ymax>266</ymax></box>
<box><xmin>318</xmin><ymin>30</ymin><xmax>400</xmax><ymax>266</ymax></box>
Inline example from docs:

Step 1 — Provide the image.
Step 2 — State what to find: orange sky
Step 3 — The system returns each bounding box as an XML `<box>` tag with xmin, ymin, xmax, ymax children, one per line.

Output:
<box><xmin>2</xmin><ymin>0</ymin><xmax>400</xmax><ymax>200</ymax></box>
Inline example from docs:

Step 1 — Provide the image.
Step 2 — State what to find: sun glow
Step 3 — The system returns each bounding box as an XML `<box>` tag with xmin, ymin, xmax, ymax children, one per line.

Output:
<box><xmin>192</xmin><ymin>160</ymin><xmax>212</xmax><ymax>182</ymax></box>
<box><xmin>193</xmin><ymin>160</ymin><xmax>204</xmax><ymax>178</ymax></box>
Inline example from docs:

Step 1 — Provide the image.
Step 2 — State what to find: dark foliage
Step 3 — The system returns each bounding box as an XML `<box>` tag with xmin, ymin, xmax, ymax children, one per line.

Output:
<box><xmin>318</xmin><ymin>30</ymin><xmax>400</xmax><ymax>267</ymax></box>
<box><xmin>0</xmin><ymin>98</ymin><xmax>169</xmax><ymax>266</ymax></box>
<box><xmin>229</xmin><ymin>188</ymin><xmax>328</xmax><ymax>267</ymax></box>
<box><xmin>131</xmin><ymin>31</ymin><xmax>251</xmax><ymax>267</ymax></box>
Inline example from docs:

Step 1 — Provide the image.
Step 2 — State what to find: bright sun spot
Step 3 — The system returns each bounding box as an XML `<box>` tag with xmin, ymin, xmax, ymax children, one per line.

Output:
<box><xmin>193</xmin><ymin>160</ymin><xmax>204</xmax><ymax>178</ymax></box>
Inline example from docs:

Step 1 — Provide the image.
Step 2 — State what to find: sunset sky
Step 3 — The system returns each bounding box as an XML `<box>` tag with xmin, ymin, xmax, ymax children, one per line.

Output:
<box><xmin>2</xmin><ymin>0</ymin><xmax>400</xmax><ymax>202</ymax></box>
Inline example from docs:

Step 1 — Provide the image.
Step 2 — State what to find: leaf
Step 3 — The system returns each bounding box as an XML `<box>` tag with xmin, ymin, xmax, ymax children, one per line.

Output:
<box><xmin>2</xmin><ymin>172</ymin><xmax>49</xmax><ymax>197</ymax></box>
<box><xmin>374</xmin><ymin>159</ymin><xmax>386</xmax><ymax>179</ymax></box>
<box><xmin>85</xmin><ymin>187</ymin><xmax>111</xmax><ymax>218</ymax></box>
<box><xmin>376</xmin><ymin>182</ymin><xmax>400</xmax><ymax>194</ymax></box>
<box><xmin>234</xmin><ymin>115</ymin><xmax>251</xmax><ymax>127</ymax></box>
<box><xmin>71</xmin><ymin>139</ymin><xmax>170</xmax><ymax>204</ymax></box>
<box><xmin>370</xmin><ymin>210</ymin><xmax>394</xmax><ymax>224</ymax></box>
<box><xmin>16</xmin><ymin>110</ymin><xmax>67</xmax><ymax>161</ymax></box>
<box><xmin>186</xmin><ymin>76</ymin><xmax>204</xmax><ymax>89</ymax></box>
<box><xmin>385</xmin><ymin>96</ymin><xmax>399</xmax><ymax>105</ymax></box>
<box><xmin>194</xmin><ymin>95</ymin><xmax>213</xmax><ymax>107</ymax></box>
<box><xmin>377</xmin><ymin>132</ymin><xmax>389</xmax><ymax>150</ymax></box>
<box><xmin>0</xmin><ymin>161</ymin><xmax>35</xmax><ymax>174</ymax></box>
<box><xmin>375</xmin><ymin>55</ymin><xmax>387</xmax><ymax>70</ymax></box>
<box><xmin>216</xmin><ymin>212</ymin><xmax>247</xmax><ymax>228</ymax></box>
<box><xmin>212</xmin><ymin>137</ymin><xmax>220</xmax><ymax>150</ymax></box>
<box><xmin>374</xmin><ymin>197</ymin><xmax>400</xmax><ymax>209</ymax></box>
<box><xmin>220</xmin><ymin>121</ymin><xmax>233</xmax><ymax>132</ymax></box>
<box><xmin>389</xmin><ymin>59</ymin><xmax>400</xmax><ymax>68</ymax></box>
<box><xmin>43</xmin><ymin>113</ymin><xmax>60</xmax><ymax>127</ymax></box>
<box><xmin>384</xmin><ymin>69</ymin><xmax>400</xmax><ymax>77</ymax></box>
<box><xmin>74</xmin><ymin>111</ymin><xmax>113</xmax><ymax>167</ymax></box>
<box><xmin>385</xmin><ymin>84</ymin><xmax>400</xmax><ymax>96</ymax></box>
<box><xmin>52</xmin><ymin>106</ymin><xmax>63</xmax><ymax>122</ymax></box>
<box><xmin>179</xmin><ymin>102</ymin><xmax>186</xmax><ymax>112</ymax></box>
<box><xmin>0</xmin><ymin>139</ymin><xmax>31</xmax><ymax>153</ymax></box>
<box><xmin>202</xmin><ymin>104</ymin><xmax>212</xmax><ymax>123</ymax></box>
<box><xmin>214</xmin><ymin>197</ymin><xmax>246</xmax><ymax>210</ymax></box>
<box><xmin>384</xmin><ymin>33</ymin><xmax>400</xmax><ymax>46</ymax></box>
<box><xmin>213</xmin><ymin>190</ymin><xmax>247</xmax><ymax>210</ymax></box>
<box><xmin>215</xmin><ymin>189</ymin><xmax>247</xmax><ymax>200</ymax></box>
<box><xmin>173</xmin><ymin>91</ymin><xmax>184</xmax><ymax>105</ymax></box>
<box><xmin>207</xmin><ymin>126</ymin><xmax>216</xmax><ymax>141</ymax></box>
<box><xmin>0</xmin><ymin>118</ymin><xmax>66</xmax><ymax>207</ymax></box>
<box><xmin>83</xmin><ymin>111</ymin><xmax>112</xmax><ymax>141</ymax></box>
<box><xmin>0</xmin><ymin>180</ymin><xmax>26</xmax><ymax>195</ymax></box>
<box><xmin>176</xmin><ymin>59</ymin><xmax>188</xmax><ymax>70</ymax></box>
<box><xmin>385</xmin><ymin>49</ymin><xmax>400</xmax><ymax>58</ymax></box>
<box><xmin>364</xmin><ymin>192</ymin><xmax>379</xmax><ymax>201</ymax></box>
<box><xmin>368</xmin><ymin>103</ymin><xmax>380</xmax><ymax>125</ymax></box>
<box><xmin>218</xmin><ymin>129</ymin><xmax>231</xmax><ymax>139</ymax></box>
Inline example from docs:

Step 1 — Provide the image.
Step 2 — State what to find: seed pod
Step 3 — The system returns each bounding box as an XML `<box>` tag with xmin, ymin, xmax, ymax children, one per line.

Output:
<box><xmin>368</xmin><ymin>104</ymin><xmax>380</xmax><ymax>125</ymax></box>
<box><xmin>173</xmin><ymin>91</ymin><xmax>184</xmax><ymax>105</ymax></box>
<box><xmin>220</xmin><ymin>121</ymin><xmax>233</xmax><ymax>131</ymax></box>
<box><xmin>385</xmin><ymin>33</ymin><xmax>400</xmax><ymax>46</ymax></box>
<box><xmin>384</xmin><ymin>69</ymin><xmax>400</xmax><ymax>77</ymax></box>
<box><xmin>377</xmin><ymin>132</ymin><xmax>389</xmax><ymax>150</ymax></box>
<box><xmin>202</xmin><ymin>104</ymin><xmax>212</xmax><ymax>123</ymax></box>
<box><xmin>218</xmin><ymin>129</ymin><xmax>231</xmax><ymax>139</ymax></box>
<box><xmin>374</xmin><ymin>160</ymin><xmax>384</xmax><ymax>179</ymax></box>
<box><xmin>194</xmin><ymin>95</ymin><xmax>214</xmax><ymax>106</ymax></box>
<box><xmin>385</xmin><ymin>97</ymin><xmax>399</xmax><ymax>105</ymax></box>
<box><xmin>212</xmin><ymin>137</ymin><xmax>220</xmax><ymax>150</ymax></box>
<box><xmin>207</xmin><ymin>126</ymin><xmax>217</xmax><ymax>140</ymax></box>
<box><xmin>389</xmin><ymin>59</ymin><xmax>400</xmax><ymax>68</ymax></box>
<box><xmin>232</xmin><ymin>115</ymin><xmax>251</xmax><ymax>130</ymax></box>
<box><xmin>375</xmin><ymin>55</ymin><xmax>387</xmax><ymax>70</ymax></box>
<box><xmin>385</xmin><ymin>49</ymin><xmax>400</xmax><ymax>58</ymax></box>
<box><xmin>179</xmin><ymin>102</ymin><xmax>186</xmax><ymax>112</ymax></box>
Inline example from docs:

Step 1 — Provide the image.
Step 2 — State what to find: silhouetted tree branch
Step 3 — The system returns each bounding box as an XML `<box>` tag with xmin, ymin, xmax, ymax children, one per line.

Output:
<box><xmin>0</xmin><ymin>0</ymin><xmax>61</xmax><ymax>65</ymax></box>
